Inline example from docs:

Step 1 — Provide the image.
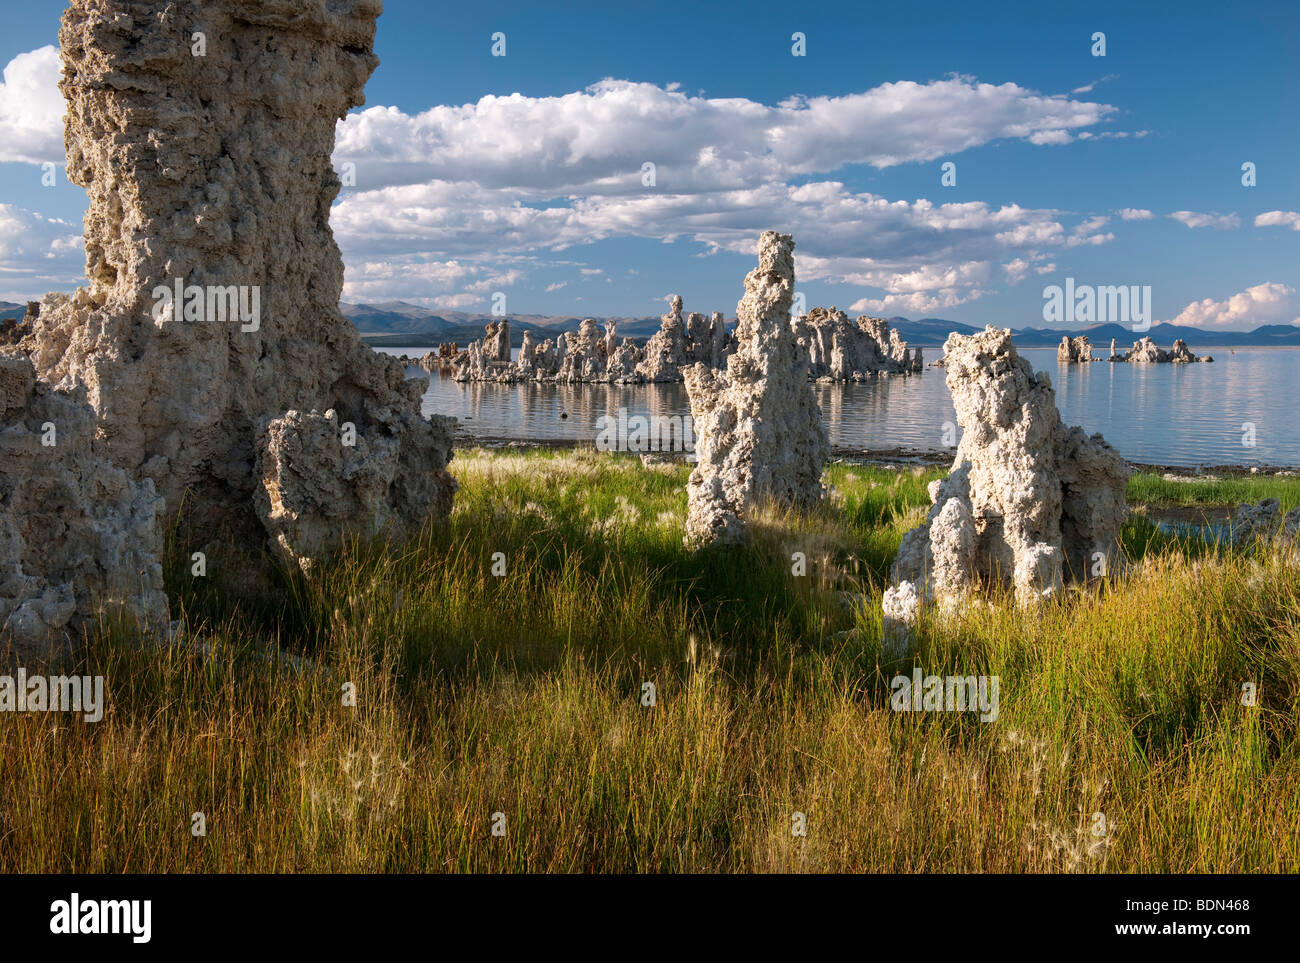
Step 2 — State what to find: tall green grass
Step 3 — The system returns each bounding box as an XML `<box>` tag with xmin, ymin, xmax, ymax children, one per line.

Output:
<box><xmin>1</xmin><ymin>449</ymin><xmax>1296</xmax><ymax>872</ymax></box>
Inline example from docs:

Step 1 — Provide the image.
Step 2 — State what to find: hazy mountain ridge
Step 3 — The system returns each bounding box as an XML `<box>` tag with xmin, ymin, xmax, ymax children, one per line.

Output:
<box><xmin>7</xmin><ymin>299</ymin><xmax>1293</xmax><ymax>348</ymax></box>
<box><xmin>343</xmin><ymin>300</ymin><xmax>1300</xmax><ymax>349</ymax></box>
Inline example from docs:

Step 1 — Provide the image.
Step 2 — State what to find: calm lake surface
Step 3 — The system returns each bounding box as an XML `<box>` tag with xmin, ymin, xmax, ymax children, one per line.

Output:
<box><xmin>375</xmin><ymin>346</ymin><xmax>1300</xmax><ymax>468</ymax></box>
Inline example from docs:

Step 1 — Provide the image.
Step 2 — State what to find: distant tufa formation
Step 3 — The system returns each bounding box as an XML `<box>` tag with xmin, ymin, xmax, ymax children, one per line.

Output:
<box><xmin>683</xmin><ymin>232</ymin><xmax>829</xmax><ymax>547</ymax></box>
<box><xmin>0</xmin><ymin>302</ymin><xmax>39</xmax><ymax>347</ymax></box>
<box><xmin>439</xmin><ymin>302</ymin><xmax>920</xmax><ymax>384</ymax></box>
<box><xmin>1056</xmin><ymin>335</ymin><xmax>1093</xmax><ymax>363</ymax></box>
<box><xmin>884</xmin><ymin>327</ymin><xmax>1130</xmax><ymax>650</ymax></box>
<box><xmin>798</xmin><ymin>307</ymin><xmax>922</xmax><ymax>378</ymax></box>
<box><xmin>4</xmin><ymin>0</ymin><xmax>456</xmax><ymax>654</ymax></box>
<box><xmin>1057</xmin><ymin>335</ymin><xmax>1212</xmax><ymax>364</ymax></box>
<box><xmin>1109</xmin><ymin>337</ymin><xmax>1212</xmax><ymax>363</ymax></box>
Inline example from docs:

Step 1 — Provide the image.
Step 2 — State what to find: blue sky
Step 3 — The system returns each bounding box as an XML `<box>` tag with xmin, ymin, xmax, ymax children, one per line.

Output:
<box><xmin>1</xmin><ymin>0</ymin><xmax>1297</xmax><ymax>328</ymax></box>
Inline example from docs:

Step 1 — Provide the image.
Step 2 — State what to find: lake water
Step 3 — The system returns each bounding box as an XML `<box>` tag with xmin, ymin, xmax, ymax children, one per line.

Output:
<box><xmin>374</xmin><ymin>347</ymin><xmax>1300</xmax><ymax>468</ymax></box>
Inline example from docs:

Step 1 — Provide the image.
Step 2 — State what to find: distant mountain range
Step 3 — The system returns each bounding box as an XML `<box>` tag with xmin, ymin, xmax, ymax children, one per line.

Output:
<box><xmin>5</xmin><ymin>299</ymin><xmax>1297</xmax><ymax>349</ymax></box>
<box><xmin>890</xmin><ymin>317</ymin><xmax>1300</xmax><ymax>349</ymax></box>
<box><xmin>343</xmin><ymin>300</ymin><xmax>668</xmax><ymax>346</ymax></box>
<box><xmin>343</xmin><ymin>299</ymin><xmax>1300</xmax><ymax>350</ymax></box>
<box><xmin>0</xmin><ymin>301</ymin><xmax>28</xmax><ymax>322</ymax></box>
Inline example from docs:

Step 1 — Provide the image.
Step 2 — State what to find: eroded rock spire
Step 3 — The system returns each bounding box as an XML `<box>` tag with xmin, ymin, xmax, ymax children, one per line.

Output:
<box><xmin>682</xmin><ymin>232</ymin><xmax>829</xmax><ymax>546</ymax></box>
<box><xmin>28</xmin><ymin>0</ymin><xmax>455</xmax><ymax>568</ymax></box>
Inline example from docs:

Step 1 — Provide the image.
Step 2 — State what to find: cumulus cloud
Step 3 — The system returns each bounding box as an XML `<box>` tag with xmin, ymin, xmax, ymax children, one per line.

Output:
<box><xmin>1168</xmin><ymin>210</ymin><xmax>1241</xmax><ymax>230</ymax></box>
<box><xmin>333</xmin><ymin>76</ymin><xmax>1118</xmax><ymax>195</ymax></box>
<box><xmin>339</xmin><ymin>254</ymin><xmax>525</xmax><ymax>307</ymax></box>
<box><xmin>850</xmin><ymin>287</ymin><xmax>987</xmax><ymax>316</ymax></box>
<box><xmin>1003</xmin><ymin>258</ymin><xmax>1031</xmax><ymax>285</ymax></box>
<box><xmin>0</xmin><ymin>43</ymin><xmax>1132</xmax><ymax>313</ymax></box>
<box><xmin>1164</xmin><ymin>282</ymin><xmax>1299</xmax><ymax>329</ymax></box>
<box><xmin>1255</xmin><ymin>210</ymin><xmax>1300</xmax><ymax>230</ymax></box>
<box><xmin>1116</xmin><ymin>208</ymin><xmax>1154</xmax><ymax>220</ymax></box>
<box><xmin>0</xmin><ymin>46</ymin><xmax>64</xmax><ymax>165</ymax></box>
<box><xmin>332</xmin><ymin>178</ymin><xmax>1115</xmax><ymax>313</ymax></box>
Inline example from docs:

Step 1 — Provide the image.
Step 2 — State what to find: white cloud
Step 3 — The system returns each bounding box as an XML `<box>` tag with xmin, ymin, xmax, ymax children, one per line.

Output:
<box><xmin>544</xmin><ymin>281</ymin><xmax>567</xmax><ymax>292</ymax></box>
<box><xmin>1255</xmin><ymin>210</ymin><xmax>1300</xmax><ymax>230</ymax></box>
<box><xmin>1164</xmin><ymin>282</ymin><xmax>1299</xmax><ymax>329</ymax></box>
<box><xmin>333</xmin><ymin>179</ymin><xmax>1116</xmax><ymax>314</ymax></box>
<box><xmin>850</xmin><ymin>287</ymin><xmax>986</xmax><ymax>316</ymax></box>
<box><xmin>334</xmin><ymin>77</ymin><xmax>1118</xmax><ymax>194</ymax></box>
<box><xmin>1168</xmin><ymin>210</ymin><xmax>1241</xmax><ymax>230</ymax></box>
<box><xmin>1072</xmin><ymin>74</ymin><xmax>1118</xmax><ymax>95</ymax></box>
<box><xmin>0</xmin><ymin>47</ymin><xmax>1133</xmax><ymax>314</ymax></box>
<box><xmin>1003</xmin><ymin>258</ymin><xmax>1031</xmax><ymax>285</ymax></box>
<box><xmin>0</xmin><ymin>203</ymin><xmax>83</xmax><ymax>298</ymax></box>
<box><xmin>0</xmin><ymin>46</ymin><xmax>64</xmax><ymax>165</ymax></box>
<box><xmin>339</xmin><ymin>254</ymin><xmax>523</xmax><ymax>307</ymax></box>
<box><xmin>1116</xmin><ymin>208</ymin><xmax>1154</xmax><ymax>220</ymax></box>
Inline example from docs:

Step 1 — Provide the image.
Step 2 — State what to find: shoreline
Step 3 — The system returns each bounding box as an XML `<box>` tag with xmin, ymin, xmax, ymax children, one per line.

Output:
<box><xmin>452</xmin><ymin>433</ymin><xmax>1300</xmax><ymax>476</ymax></box>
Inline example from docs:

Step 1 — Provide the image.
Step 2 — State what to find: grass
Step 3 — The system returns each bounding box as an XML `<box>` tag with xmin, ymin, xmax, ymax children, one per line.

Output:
<box><xmin>1</xmin><ymin>448</ymin><xmax>1298</xmax><ymax>872</ymax></box>
<box><xmin>1127</xmin><ymin>471</ymin><xmax>1300</xmax><ymax>513</ymax></box>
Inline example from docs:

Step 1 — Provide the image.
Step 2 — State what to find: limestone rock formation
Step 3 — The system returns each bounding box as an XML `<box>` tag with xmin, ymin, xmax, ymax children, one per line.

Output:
<box><xmin>884</xmin><ymin>327</ymin><xmax>1129</xmax><ymax>641</ymax></box>
<box><xmin>683</xmin><ymin>232</ymin><xmax>829</xmax><ymax>547</ymax></box>
<box><xmin>799</xmin><ymin>308</ymin><xmax>920</xmax><ymax>379</ymax></box>
<box><xmin>1057</xmin><ymin>335</ymin><xmax>1092</xmax><ymax>363</ymax></box>
<box><xmin>606</xmin><ymin>338</ymin><xmax>643</xmax><ymax>382</ymax></box>
<box><xmin>452</xmin><ymin>299</ymin><xmax>729</xmax><ymax>385</ymax></box>
<box><xmin>637</xmin><ymin>297</ymin><xmax>692</xmax><ymax>382</ymax></box>
<box><xmin>557</xmin><ymin>320</ymin><xmax>608</xmax><ymax>383</ymax></box>
<box><xmin>516</xmin><ymin>331</ymin><xmax>538</xmax><ymax>377</ymax></box>
<box><xmin>1</xmin><ymin>352</ymin><xmax>167</xmax><ymax>657</ymax></box>
<box><xmin>1111</xmin><ymin>337</ymin><xmax>1211</xmax><ymax>364</ymax></box>
<box><xmin>27</xmin><ymin>0</ymin><xmax>456</xmax><ymax>569</ymax></box>
<box><xmin>1229</xmin><ymin>498</ymin><xmax>1300</xmax><ymax>550</ymax></box>
<box><xmin>0</xmin><ymin>302</ymin><xmax>38</xmax><ymax>347</ymax></box>
<box><xmin>448</xmin><ymin>298</ymin><xmax>920</xmax><ymax>385</ymax></box>
<box><xmin>254</xmin><ymin>406</ymin><xmax>455</xmax><ymax>573</ymax></box>
<box><xmin>483</xmin><ymin>321</ymin><xmax>511</xmax><ymax>363</ymax></box>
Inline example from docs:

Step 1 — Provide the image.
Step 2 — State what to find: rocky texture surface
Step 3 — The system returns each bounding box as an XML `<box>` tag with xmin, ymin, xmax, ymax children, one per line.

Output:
<box><xmin>636</xmin><ymin>298</ymin><xmax>692</xmax><ymax>382</ymax></box>
<box><xmin>1057</xmin><ymin>335</ymin><xmax>1093</xmax><ymax>363</ymax></box>
<box><xmin>1229</xmin><ymin>498</ymin><xmax>1300</xmax><ymax>550</ymax></box>
<box><xmin>254</xmin><ymin>406</ymin><xmax>455</xmax><ymax>572</ymax></box>
<box><xmin>24</xmin><ymin>0</ymin><xmax>456</xmax><ymax>570</ymax></box>
<box><xmin>557</xmin><ymin>319</ymin><xmax>608</xmax><ymax>383</ymax></box>
<box><xmin>0</xmin><ymin>302</ymin><xmax>38</xmax><ymax>347</ymax></box>
<box><xmin>482</xmin><ymin>321</ymin><xmax>511</xmax><ymax>363</ymax></box>
<box><xmin>452</xmin><ymin>298</ymin><xmax>732</xmax><ymax>385</ymax></box>
<box><xmin>884</xmin><ymin>327</ymin><xmax>1129</xmax><ymax>644</ymax></box>
<box><xmin>683</xmin><ymin>232</ymin><xmax>829</xmax><ymax>547</ymax></box>
<box><xmin>449</xmin><ymin>302</ymin><xmax>919</xmax><ymax>384</ymax></box>
<box><xmin>1110</xmin><ymin>337</ymin><xmax>1212</xmax><ymax>363</ymax></box>
<box><xmin>797</xmin><ymin>308</ymin><xmax>921</xmax><ymax>379</ymax></box>
<box><xmin>418</xmin><ymin>343</ymin><xmax>459</xmax><ymax>371</ymax></box>
<box><xmin>1</xmin><ymin>351</ymin><xmax>167</xmax><ymax>657</ymax></box>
